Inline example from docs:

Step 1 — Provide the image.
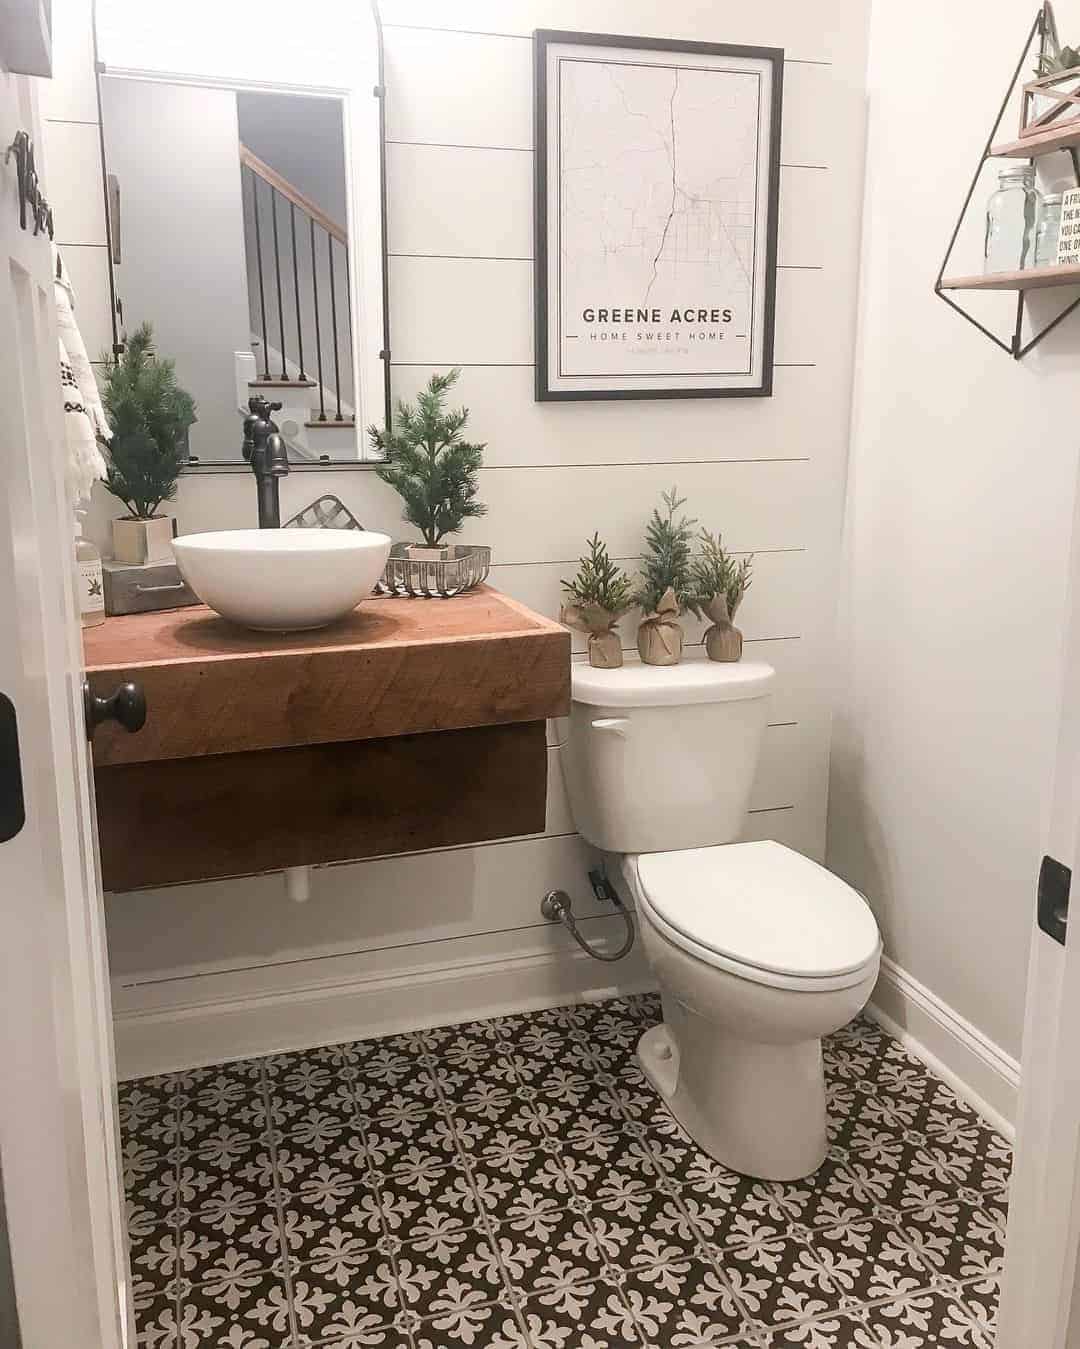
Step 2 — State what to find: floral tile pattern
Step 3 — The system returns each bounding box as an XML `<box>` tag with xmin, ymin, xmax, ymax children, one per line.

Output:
<box><xmin>120</xmin><ymin>996</ymin><xmax>1009</xmax><ymax>1348</ymax></box>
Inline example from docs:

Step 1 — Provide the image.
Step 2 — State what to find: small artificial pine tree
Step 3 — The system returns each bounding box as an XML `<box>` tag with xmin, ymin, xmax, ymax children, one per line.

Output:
<box><xmin>562</xmin><ymin>533</ymin><xmax>634</xmax><ymax>615</ymax></box>
<box><xmin>634</xmin><ymin>488</ymin><xmax>697</xmax><ymax>614</ymax></box>
<box><xmin>100</xmin><ymin>323</ymin><xmax>196</xmax><ymax>519</ymax></box>
<box><xmin>689</xmin><ymin>529</ymin><xmax>753</xmax><ymax>618</ymax></box>
<box><xmin>561</xmin><ymin>533</ymin><xmax>634</xmax><ymax>668</ymax></box>
<box><xmin>690</xmin><ymin>529</ymin><xmax>753</xmax><ymax>662</ymax></box>
<box><xmin>368</xmin><ymin>368</ymin><xmax>487</xmax><ymax>548</ymax></box>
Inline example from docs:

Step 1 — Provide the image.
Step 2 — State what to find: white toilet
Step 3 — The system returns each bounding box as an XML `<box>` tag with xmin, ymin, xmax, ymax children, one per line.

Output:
<box><xmin>559</xmin><ymin>658</ymin><xmax>881</xmax><ymax>1182</ymax></box>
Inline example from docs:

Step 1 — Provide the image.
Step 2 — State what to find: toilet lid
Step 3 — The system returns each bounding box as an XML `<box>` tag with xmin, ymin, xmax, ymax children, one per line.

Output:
<box><xmin>633</xmin><ymin>840</ymin><xmax>880</xmax><ymax>985</ymax></box>
<box><xmin>571</xmin><ymin>657</ymin><xmax>774</xmax><ymax>708</ymax></box>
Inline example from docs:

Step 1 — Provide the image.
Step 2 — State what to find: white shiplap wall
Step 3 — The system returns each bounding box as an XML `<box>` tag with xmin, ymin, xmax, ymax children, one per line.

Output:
<box><xmin>44</xmin><ymin>0</ymin><xmax>871</xmax><ymax>1075</ymax></box>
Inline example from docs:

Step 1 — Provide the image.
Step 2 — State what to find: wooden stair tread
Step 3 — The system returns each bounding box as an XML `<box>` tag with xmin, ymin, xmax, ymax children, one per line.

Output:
<box><xmin>249</xmin><ymin>378</ymin><xmax>317</xmax><ymax>389</ymax></box>
<box><xmin>305</xmin><ymin>418</ymin><xmax>356</xmax><ymax>428</ymax></box>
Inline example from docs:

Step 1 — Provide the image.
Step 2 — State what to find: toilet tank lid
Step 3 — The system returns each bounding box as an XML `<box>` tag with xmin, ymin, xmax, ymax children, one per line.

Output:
<box><xmin>570</xmin><ymin>658</ymin><xmax>775</xmax><ymax>708</ymax></box>
<box><xmin>634</xmin><ymin>842</ymin><xmax>881</xmax><ymax>980</ymax></box>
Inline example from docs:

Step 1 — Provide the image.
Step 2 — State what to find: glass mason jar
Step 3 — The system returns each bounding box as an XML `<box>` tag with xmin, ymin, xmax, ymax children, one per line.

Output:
<box><xmin>984</xmin><ymin>164</ymin><xmax>1041</xmax><ymax>272</ymax></box>
<box><xmin>1035</xmin><ymin>192</ymin><xmax>1064</xmax><ymax>268</ymax></box>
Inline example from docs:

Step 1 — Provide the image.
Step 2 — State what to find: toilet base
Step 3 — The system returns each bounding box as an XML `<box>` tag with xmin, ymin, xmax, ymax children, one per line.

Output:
<box><xmin>637</xmin><ymin>1019</ymin><xmax>828</xmax><ymax>1182</ymax></box>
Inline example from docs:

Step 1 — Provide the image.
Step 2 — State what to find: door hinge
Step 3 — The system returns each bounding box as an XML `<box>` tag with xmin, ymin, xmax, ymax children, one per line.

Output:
<box><xmin>1038</xmin><ymin>854</ymin><xmax>1071</xmax><ymax>946</ymax></box>
<box><xmin>0</xmin><ymin>693</ymin><xmax>26</xmax><ymax>843</ymax></box>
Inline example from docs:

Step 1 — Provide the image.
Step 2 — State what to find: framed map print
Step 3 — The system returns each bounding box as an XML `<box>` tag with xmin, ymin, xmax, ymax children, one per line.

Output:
<box><xmin>534</xmin><ymin>30</ymin><xmax>783</xmax><ymax>401</ymax></box>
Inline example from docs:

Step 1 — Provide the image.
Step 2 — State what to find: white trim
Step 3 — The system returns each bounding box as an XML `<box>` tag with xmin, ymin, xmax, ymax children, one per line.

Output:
<box><xmin>114</xmin><ymin>933</ymin><xmax>1020</xmax><ymax>1150</ymax></box>
<box><xmin>113</xmin><ymin>940</ymin><xmax>655</xmax><ymax>1080</ymax></box>
<box><xmin>96</xmin><ymin>66</ymin><xmax>350</xmax><ymax>96</ymax></box>
<box><xmin>868</xmin><ymin>955</ymin><xmax>1020</xmax><ymax>1140</ymax></box>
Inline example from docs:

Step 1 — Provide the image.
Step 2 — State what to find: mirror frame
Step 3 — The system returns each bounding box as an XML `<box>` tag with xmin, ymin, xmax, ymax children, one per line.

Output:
<box><xmin>94</xmin><ymin>1</ymin><xmax>391</xmax><ymax>472</ymax></box>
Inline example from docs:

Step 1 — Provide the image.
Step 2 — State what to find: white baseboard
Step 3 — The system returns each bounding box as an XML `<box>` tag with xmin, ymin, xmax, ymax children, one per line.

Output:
<box><xmin>114</xmin><ymin>937</ymin><xmax>1021</xmax><ymax>1148</ymax></box>
<box><xmin>867</xmin><ymin>956</ymin><xmax>1020</xmax><ymax>1141</ymax></box>
<box><xmin>113</xmin><ymin>937</ymin><xmax>655</xmax><ymax>1080</ymax></box>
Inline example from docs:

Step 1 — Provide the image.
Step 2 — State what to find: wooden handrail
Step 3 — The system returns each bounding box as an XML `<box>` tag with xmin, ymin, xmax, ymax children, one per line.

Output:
<box><xmin>239</xmin><ymin>143</ymin><xmax>346</xmax><ymax>244</ymax></box>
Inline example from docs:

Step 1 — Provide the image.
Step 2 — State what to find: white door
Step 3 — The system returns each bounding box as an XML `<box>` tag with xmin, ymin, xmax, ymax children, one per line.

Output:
<box><xmin>0</xmin><ymin>66</ymin><xmax>130</xmax><ymax>1349</ymax></box>
<box><xmin>998</xmin><ymin>460</ymin><xmax>1080</xmax><ymax>1348</ymax></box>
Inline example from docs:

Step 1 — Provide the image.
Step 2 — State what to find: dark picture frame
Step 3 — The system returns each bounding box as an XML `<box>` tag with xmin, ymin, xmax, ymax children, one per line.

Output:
<box><xmin>534</xmin><ymin>30</ymin><xmax>784</xmax><ymax>402</ymax></box>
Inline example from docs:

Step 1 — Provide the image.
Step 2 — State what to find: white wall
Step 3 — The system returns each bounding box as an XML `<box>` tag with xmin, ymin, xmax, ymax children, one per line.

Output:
<box><xmin>828</xmin><ymin>0</ymin><xmax>1080</xmax><ymax>1061</ymax></box>
<box><xmin>39</xmin><ymin>0</ymin><xmax>113</xmax><ymax>395</ymax></box>
<box><xmin>99</xmin><ymin>77</ymin><xmax>252</xmax><ymax>460</ymax></box>
<box><xmin>47</xmin><ymin>0</ymin><xmax>870</xmax><ymax>1071</ymax></box>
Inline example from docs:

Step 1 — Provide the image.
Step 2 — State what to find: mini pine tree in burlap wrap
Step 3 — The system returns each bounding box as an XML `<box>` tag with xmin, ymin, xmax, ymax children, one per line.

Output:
<box><xmin>689</xmin><ymin>529</ymin><xmax>754</xmax><ymax>662</ymax></box>
<box><xmin>633</xmin><ymin>488</ymin><xmax>696</xmax><ymax>666</ymax></box>
<box><xmin>561</xmin><ymin>533</ymin><xmax>634</xmax><ymax>668</ymax></box>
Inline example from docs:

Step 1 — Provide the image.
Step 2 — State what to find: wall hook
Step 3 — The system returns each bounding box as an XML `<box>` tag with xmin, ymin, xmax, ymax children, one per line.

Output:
<box><xmin>5</xmin><ymin>131</ymin><xmax>54</xmax><ymax>239</ymax></box>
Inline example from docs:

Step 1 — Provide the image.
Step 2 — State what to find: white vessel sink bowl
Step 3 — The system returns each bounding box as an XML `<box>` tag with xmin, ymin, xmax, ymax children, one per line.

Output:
<box><xmin>173</xmin><ymin>529</ymin><xmax>392</xmax><ymax>632</ymax></box>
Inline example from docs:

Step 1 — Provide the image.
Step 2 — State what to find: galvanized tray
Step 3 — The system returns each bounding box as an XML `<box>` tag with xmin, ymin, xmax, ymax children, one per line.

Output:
<box><xmin>283</xmin><ymin>495</ymin><xmax>489</xmax><ymax>597</ymax></box>
<box><xmin>378</xmin><ymin>544</ymin><xmax>491</xmax><ymax>598</ymax></box>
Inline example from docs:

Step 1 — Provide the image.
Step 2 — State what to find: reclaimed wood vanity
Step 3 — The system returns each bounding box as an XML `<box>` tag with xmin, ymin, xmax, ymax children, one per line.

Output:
<box><xmin>83</xmin><ymin>586</ymin><xmax>570</xmax><ymax>891</ymax></box>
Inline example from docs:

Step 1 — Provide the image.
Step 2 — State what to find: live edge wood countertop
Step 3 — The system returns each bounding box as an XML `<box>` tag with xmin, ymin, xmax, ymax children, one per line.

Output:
<box><xmin>83</xmin><ymin>585</ymin><xmax>571</xmax><ymax>767</ymax></box>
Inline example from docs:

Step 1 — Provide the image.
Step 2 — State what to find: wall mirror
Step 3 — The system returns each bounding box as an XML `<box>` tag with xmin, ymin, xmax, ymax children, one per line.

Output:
<box><xmin>94</xmin><ymin>1</ymin><xmax>388</xmax><ymax>470</ymax></box>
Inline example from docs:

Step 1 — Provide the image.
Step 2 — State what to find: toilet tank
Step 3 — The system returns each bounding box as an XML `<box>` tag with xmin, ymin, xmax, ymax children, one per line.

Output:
<box><xmin>559</xmin><ymin>659</ymin><xmax>775</xmax><ymax>854</ymax></box>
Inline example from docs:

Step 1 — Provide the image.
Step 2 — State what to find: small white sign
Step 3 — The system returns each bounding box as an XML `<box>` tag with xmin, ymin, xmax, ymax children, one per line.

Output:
<box><xmin>1056</xmin><ymin>186</ymin><xmax>1080</xmax><ymax>267</ymax></box>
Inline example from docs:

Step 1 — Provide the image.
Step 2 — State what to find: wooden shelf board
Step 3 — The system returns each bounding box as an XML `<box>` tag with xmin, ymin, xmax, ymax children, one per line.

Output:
<box><xmin>939</xmin><ymin>263</ymin><xmax>1080</xmax><ymax>292</ymax></box>
<box><xmin>991</xmin><ymin>121</ymin><xmax>1080</xmax><ymax>158</ymax></box>
<box><xmin>95</xmin><ymin>721</ymin><xmax>548</xmax><ymax>890</ymax></box>
<box><xmin>84</xmin><ymin>585</ymin><xmax>570</xmax><ymax>766</ymax></box>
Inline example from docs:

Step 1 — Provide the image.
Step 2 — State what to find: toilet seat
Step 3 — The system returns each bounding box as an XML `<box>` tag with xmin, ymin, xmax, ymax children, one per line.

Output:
<box><xmin>627</xmin><ymin>840</ymin><xmax>881</xmax><ymax>993</ymax></box>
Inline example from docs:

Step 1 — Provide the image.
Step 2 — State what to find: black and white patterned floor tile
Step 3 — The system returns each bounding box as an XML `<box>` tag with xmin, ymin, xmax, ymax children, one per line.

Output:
<box><xmin>119</xmin><ymin>995</ymin><xmax>1009</xmax><ymax>1348</ymax></box>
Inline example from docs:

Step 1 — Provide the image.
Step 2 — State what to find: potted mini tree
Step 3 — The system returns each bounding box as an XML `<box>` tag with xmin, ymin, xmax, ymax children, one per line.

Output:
<box><xmin>561</xmin><ymin>533</ymin><xmax>634</xmax><ymax>668</ymax></box>
<box><xmin>690</xmin><ymin>529</ymin><xmax>753</xmax><ymax>662</ymax></box>
<box><xmin>634</xmin><ymin>488</ymin><xmax>696</xmax><ymax>666</ymax></box>
<box><xmin>100</xmin><ymin>323</ymin><xmax>195</xmax><ymax>564</ymax></box>
<box><xmin>369</xmin><ymin>368</ymin><xmax>487</xmax><ymax>561</ymax></box>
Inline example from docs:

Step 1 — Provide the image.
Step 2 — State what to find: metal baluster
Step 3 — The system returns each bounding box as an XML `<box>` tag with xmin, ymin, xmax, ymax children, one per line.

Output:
<box><xmin>250</xmin><ymin>169</ymin><xmax>270</xmax><ymax>380</ymax></box>
<box><xmin>328</xmin><ymin>234</ymin><xmax>342</xmax><ymax>422</ymax></box>
<box><xmin>344</xmin><ymin>247</ymin><xmax>354</xmax><ymax>423</ymax></box>
<box><xmin>289</xmin><ymin>203</ymin><xmax>306</xmax><ymax>381</ymax></box>
<box><xmin>270</xmin><ymin>188</ymin><xmax>287</xmax><ymax>379</ymax></box>
<box><xmin>310</xmin><ymin>219</ymin><xmax>326</xmax><ymax>421</ymax></box>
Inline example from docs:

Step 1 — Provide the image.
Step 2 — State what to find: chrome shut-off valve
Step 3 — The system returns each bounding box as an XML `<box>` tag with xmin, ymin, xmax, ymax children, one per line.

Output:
<box><xmin>540</xmin><ymin>869</ymin><xmax>635</xmax><ymax>963</ymax></box>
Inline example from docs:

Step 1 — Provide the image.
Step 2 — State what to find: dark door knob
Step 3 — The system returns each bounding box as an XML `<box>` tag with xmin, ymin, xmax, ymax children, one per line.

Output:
<box><xmin>83</xmin><ymin>679</ymin><xmax>147</xmax><ymax>737</ymax></box>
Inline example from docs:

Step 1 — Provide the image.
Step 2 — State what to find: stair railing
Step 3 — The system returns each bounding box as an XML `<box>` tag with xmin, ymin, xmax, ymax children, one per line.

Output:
<box><xmin>239</xmin><ymin>142</ymin><xmax>351</xmax><ymax>424</ymax></box>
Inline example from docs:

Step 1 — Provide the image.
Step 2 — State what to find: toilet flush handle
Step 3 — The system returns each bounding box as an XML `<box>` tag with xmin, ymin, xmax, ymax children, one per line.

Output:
<box><xmin>591</xmin><ymin>717</ymin><xmax>631</xmax><ymax>738</ymax></box>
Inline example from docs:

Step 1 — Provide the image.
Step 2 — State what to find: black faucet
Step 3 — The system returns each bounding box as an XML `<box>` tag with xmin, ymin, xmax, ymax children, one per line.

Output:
<box><xmin>242</xmin><ymin>396</ymin><xmax>290</xmax><ymax>528</ymax></box>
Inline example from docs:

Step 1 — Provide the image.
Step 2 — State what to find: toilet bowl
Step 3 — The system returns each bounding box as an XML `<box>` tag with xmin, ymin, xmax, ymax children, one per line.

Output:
<box><xmin>621</xmin><ymin>844</ymin><xmax>880</xmax><ymax>1180</ymax></box>
<box><xmin>558</xmin><ymin>657</ymin><xmax>882</xmax><ymax>1181</ymax></box>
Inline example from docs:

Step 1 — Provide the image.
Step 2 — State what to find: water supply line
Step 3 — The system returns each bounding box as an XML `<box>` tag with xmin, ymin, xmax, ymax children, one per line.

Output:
<box><xmin>541</xmin><ymin>868</ymin><xmax>635</xmax><ymax>962</ymax></box>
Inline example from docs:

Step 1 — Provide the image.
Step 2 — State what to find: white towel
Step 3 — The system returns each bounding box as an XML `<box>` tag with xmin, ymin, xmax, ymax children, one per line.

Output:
<box><xmin>54</xmin><ymin>245</ymin><xmax>110</xmax><ymax>505</ymax></box>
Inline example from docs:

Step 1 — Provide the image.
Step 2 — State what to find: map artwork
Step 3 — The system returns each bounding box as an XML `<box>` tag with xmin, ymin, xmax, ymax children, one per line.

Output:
<box><xmin>535</xmin><ymin>34</ymin><xmax>783</xmax><ymax>401</ymax></box>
